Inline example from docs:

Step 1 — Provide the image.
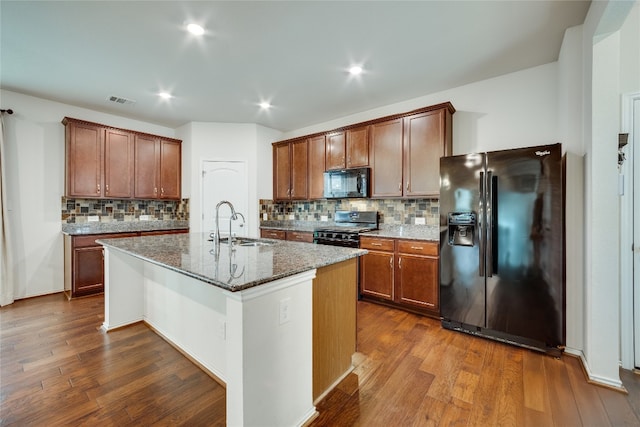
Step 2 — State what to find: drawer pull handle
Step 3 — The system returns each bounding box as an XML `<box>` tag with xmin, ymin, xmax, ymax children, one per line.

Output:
<box><xmin>371</xmin><ymin>243</ymin><xmax>382</xmax><ymax>246</ymax></box>
<box><xmin>410</xmin><ymin>246</ymin><xmax>424</xmax><ymax>250</ymax></box>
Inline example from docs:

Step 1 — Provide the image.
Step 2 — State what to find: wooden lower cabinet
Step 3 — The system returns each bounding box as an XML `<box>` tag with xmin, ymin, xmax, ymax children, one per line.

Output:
<box><xmin>312</xmin><ymin>258</ymin><xmax>357</xmax><ymax>402</ymax></box>
<box><xmin>64</xmin><ymin>229</ymin><xmax>187</xmax><ymax>299</ymax></box>
<box><xmin>360</xmin><ymin>236</ymin><xmax>439</xmax><ymax>317</ymax></box>
<box><xmin>260</xmin><ymin>229</ymin><xmax>286</xmax><ymax>240</ymax></box>
<box><xmin>259</xmin><ymin>229</ymin><xmax>314</xmax><ymax>243</ymax></box>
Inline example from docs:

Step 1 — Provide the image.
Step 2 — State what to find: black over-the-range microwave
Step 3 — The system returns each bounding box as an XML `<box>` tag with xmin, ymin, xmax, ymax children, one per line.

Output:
<box><xmin>323</xmin><ymin>167</ymin><xmax>369</xmax><ymax>199</ymax></box>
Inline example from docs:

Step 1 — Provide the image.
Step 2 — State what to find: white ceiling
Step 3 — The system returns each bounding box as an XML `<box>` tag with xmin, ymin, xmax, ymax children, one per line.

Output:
<box><xmin>0</xmin><ymin>1</ymin><xmax>590</xmax><ymax>132</ymax></box>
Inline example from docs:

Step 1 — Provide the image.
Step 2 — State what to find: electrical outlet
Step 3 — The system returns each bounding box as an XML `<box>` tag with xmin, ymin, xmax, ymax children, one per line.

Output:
<box><xmin>415</xmin><ymin>217</ymin><xmax>426</xmax><ymax>225</ymax></box>
<box><xmin>140</xmin><ymin>215</ymin><xmax>151</xmax><ymax>221</ymax></box>
<box><xmin>288</xmin><ymin>214</ymin><xmax>295</xmax><ymax>220</ymax></box>
<box><xmin>87</xmin><ymin>215</ymin><xmax>99</xmax><ymax>222</ymax></box>
<box><xmin>320</xmin><ymin>215</ymin><xmax>328</xmax><ymax>222</ymax></box>
<box><xmin>279</xmin><ymin>298</ymin><xmax>291</xmax><ymax>325</ymax></box>
<box><xmin>262</xmin><ymin>213</ymin><xmax>268</xmax><ymax>221</ymax></box>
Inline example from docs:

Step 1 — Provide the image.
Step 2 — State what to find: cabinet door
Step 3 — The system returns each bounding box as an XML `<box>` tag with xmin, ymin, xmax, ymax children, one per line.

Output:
<box><xmin>73</xmin><ymin>246</ymin><xmax>104</xmax><ymax>297</ymax></box>
<box><xmin>370</xmin><ymin>119</ymin><xmax>403</xmax><ymax>197</ymax></box>
<box><xmin>159</xmin><ymin>139</ymin><xmax>181</xmax><ymax>199</ymax></box>
<box><xmin>290</xmin><ymin>140</ymin><xmax>308</xmax><ymax>200</ymax></box>
<box><xmin>404</xmin><ymin>109</ymin><xmax>445</xmax><ymax>197</ymax></box>
<box><xmin>360</xmin><ymin>251</ymin><xmax>394</xmax><ymax>300</ymax></box>
<box><xmin>396</xmin><ymin>253</ymin><xmax>439</xmax><ymax>310</ymax></box>
<box><xmin>273</xmin><ymin>143</ymin><xmax>291</xmax><ymax>200</ymax></box>
<box><xmin>325</xmin><ymin>132</ymin><xmax>346</xmax><ymax>170</ymax></box>
<box><xmin>104</xmin><ymin>128</ymin><xmax>133</xmax><ymax>198</ymax></box>
<box><xmin>346</xmin><ymin>126</ymin><xmax>369</xmax><ymax>168</ymax></box>
<box><xmin>66</xmin><ymin>121</ymin><xmax>103</xmax><ymax>197</ymax></box>
<box><xmin>308</xmin><ymin>135</ymin><xmax>326</xmax><ymax>199</ymax></box>
<box><xmin>134</xmin><ymin>135</ymin><xmax>160</xmax><ymax>199</ymax></box>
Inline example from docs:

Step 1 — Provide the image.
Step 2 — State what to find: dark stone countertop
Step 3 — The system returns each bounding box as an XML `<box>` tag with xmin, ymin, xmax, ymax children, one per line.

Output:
<box><xmin>62</xmin><ymin>220</ymin><xmax>189</xmax><ymax>236</ymax></box>
<box><xmin>97</xmin><ymin>232</ymin><xmax>366</xmax><ymax>292</ymax></box>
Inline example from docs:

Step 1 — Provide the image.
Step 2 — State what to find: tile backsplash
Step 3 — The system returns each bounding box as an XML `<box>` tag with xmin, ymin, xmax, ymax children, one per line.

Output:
<box><xmin>62</xmin><ymin>197</ymin><xmax>189</xmax><ymax>223</ymax></box>
<box><xmin>259</xmin><ymin>198</ymin><xmax>439</xmax><ymax>226</ymax></box>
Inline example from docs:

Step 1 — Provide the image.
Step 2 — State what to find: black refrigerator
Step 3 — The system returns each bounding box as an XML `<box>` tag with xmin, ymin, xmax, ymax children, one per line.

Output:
<box><xmin>439</xmin><ymin>143</ymin><xmax>564</xmax><ymax>355</ymax></box>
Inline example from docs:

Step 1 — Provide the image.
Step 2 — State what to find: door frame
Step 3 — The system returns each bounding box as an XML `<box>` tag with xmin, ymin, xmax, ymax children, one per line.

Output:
<box><xmin>199</xmin><ymin>159</ymin><xmax>249</xmax><ymax>236</ymax></box>
<box><xmin>620</xmin><ymin>91</ymin><xmax>640</xmax><ymax>370</ymax></box>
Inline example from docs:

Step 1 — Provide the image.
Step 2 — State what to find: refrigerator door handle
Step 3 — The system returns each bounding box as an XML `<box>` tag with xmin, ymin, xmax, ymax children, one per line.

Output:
<box><xmin>479</xmin><ymin>171</ymin><xmax>485</xmax><ymax>277</ymax></box>
<box><xmin>486</xmin><ymin>170</ymin><xmax>494</xmax><ymax>277</ymax></box>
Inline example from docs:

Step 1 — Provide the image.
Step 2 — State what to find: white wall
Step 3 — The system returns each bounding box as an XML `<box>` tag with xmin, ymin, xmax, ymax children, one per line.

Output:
<box><xmin>177</xmin><ymin>122</ymin><xmax>282</xmax><ymax>236</ymax></box>
<box><xmin>0</xmin><ymin>90</ymin><xmax>176</xmax><ymax>299</ymax></box>
<box><xmin>283</xmin><ymin>62</ymin><xmax>564</xmax><ymax>155</ymax></box>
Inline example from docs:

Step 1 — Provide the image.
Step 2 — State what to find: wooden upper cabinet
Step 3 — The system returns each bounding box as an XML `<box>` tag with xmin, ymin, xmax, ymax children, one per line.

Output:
<box><xmin>134</xmin><ymin>134</ymin><xmax>159</xmax><ymax>199</ymax></box>
<box><xmin>346</xmin><ymin>126</ymin><xmax>369</xmax><ymax>168</ymax></box>
<box><xmin>65</xmin><ymin>119</ymin><xmax>103</xmax><ymax>198</ymax></box>
<box><xmin>274</xmin><ymin>143</ymin><xmax>291</xmax><ymax>200</ymax></box>
<box><xmin>134</xmin><ymin>136</ymin><xmax>181</xmax><ymax>200</ymax></box>
<box><xmin>273</xmin><ymin>140</ymin><xmax>308</xmax><ymax>200</ymax></box>
<box><xmin>308</xmin><ymin>135</ymin><xmax>326</xmax><ymax>199</ymax></box>
<box><xmin>403</xmin><ymin>109</ymin><xmax>451</xmax><ymax>197</ymax></box>
<box><xmin>159</xmin><ymin>139</ymin><xmax>181</xmax><ymax>199</ymax></box>
<box><xmin>326</xmin><ymin>132</ymin><xmax>346</xmax><ymax>170</ymax></box>
<box><xmin>104</xmin><ymin>128</ymin><xmax>134</xmax><ymax>198</ymax></box>
<box><xmin>290</xmin><ymin>140</ymin><xmax>308</xmax><ymax>200</ymax></box>
<box><xmin>326</xmin><ymin>127</ymin><xmax>369</xmax><ymax>170</ymax></box>
<box><xmin>63</xmin><ymin>117</ymin><xmax>181</xmax><ymax>200</ymax></box>
<box><xmin>370</xmin><ymin>118</ymin><xmax>404</xmax><ymax>198</ymax></box>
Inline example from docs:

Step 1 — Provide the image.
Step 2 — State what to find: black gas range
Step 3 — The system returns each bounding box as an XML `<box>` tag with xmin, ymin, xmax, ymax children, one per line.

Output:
<box><xmin>313</xmin><ymin>211</ymin><xmax>378</xmax><ymax>248</ymax></box>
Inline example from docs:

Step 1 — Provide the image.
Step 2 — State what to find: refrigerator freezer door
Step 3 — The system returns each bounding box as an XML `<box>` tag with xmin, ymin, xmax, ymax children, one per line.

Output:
<box><xmin>484</xmin><ymin>144</ymin><xmax>563</xmax><ymax>348</ymax></box>
<box><xmin>439</xmin><ymin>153</ymin><xmax>486</xmax><ymax>328</ymax></box>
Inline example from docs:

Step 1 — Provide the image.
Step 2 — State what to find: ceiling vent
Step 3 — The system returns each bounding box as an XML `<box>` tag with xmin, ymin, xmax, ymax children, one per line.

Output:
<box><xmin>107</xmin><ymin>95</ymin><xmax>136</xmax><ymax>106</ymax></box>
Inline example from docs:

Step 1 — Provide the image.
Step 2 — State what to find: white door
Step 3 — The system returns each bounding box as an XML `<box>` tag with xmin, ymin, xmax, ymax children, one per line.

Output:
<box><xmin>634</xmin><ymin>98</ymin><xmax>640</xmax><ymax>368</ymax></box>
<box><xmin>202</xmin><ymin>161</ymin><xmax>249</xmax><ymax>238</ymax></box>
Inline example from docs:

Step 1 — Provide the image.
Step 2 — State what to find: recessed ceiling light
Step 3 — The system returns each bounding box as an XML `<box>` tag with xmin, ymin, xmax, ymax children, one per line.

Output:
<box><xmin>158</xmin><ymin>92</ymin><xmax>173</xmax><ymax>99</ymax></box>
<box><xmin>259</xmin><ymin>101</ymin><xmax>271</xmax><ymax>110</ymax></box>
<box><xmin>187</xmin><ymin>23</ymin><xmax>205</xmax><ymax>36</ymax></box>
<box><xmin>349</xmin><ymin>66</ymin><xmax>363</xmax><ymax>76</ymax></box>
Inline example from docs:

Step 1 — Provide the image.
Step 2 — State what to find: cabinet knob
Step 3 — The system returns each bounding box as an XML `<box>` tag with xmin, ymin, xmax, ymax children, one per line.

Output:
<box><xmin>154</xmin><ymin>187</ymin><xmax>158</xmax><ymax>194</ymax></box>
<box><xmin>398</xmin><ymin>257</ymin><xmax>402</xmax><ymax>269</ymax></box>
<box><xmin>398</xmin><ymin>182</ymin><xmax>401</xmax><ymax>191</ymax></box>
<box><xmin>389</xmin><ymin>257</ymin><xmax>393</xmax><ymax>268</ymax></box>
<box><xmin>97</xmin><ymin>184</ymin><xmax>100</xmax><ymax>193</ymax></box>
<box><xmin>406</xmin><ymin>182</ymin><xmax>409</xmax><ymax>191</ymax></box>
<box><xmin>105</xmin><ymin>184</ymin><xmax>109</xmax><ymax>193</ymax></box>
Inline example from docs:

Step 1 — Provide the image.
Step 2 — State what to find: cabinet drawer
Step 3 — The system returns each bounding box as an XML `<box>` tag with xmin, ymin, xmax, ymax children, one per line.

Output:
<box><xmin>360</xmin><ymin>236</ymin><xmax>394</xmax><ymax>251</ymax></box>
<box><xmin>397</xmin><ymin>240</ymin><xmax>438</xmax><ymax>256</ymax></box>
<box><xmin>287</xmin><ymin>231</ymin><xmax>314</xmax><ymax>243</ymax></box>
<box><xmin>260</xmin><ymin>229</ymin><xmax>286</xmax><ymax>240</ymax></box>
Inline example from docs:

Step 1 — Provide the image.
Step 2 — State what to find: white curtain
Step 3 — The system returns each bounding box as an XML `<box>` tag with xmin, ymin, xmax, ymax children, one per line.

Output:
<box><xmin>0</xmin><ymin>112</ymin><xmax>14</xmax><ymax>306</ymax></box>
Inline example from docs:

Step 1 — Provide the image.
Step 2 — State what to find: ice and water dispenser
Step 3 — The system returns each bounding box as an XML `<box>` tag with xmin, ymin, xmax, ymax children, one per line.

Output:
<box><xmin>447</xmin><ymin>212</ymin><xmax>476</xmax><ymax>247</ymax></box>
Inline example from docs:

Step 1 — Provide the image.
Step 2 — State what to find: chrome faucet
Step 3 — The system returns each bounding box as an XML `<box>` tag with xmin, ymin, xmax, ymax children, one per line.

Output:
<box><xmin>214</xmin><ymin>200</ymin><xmax>245</xmax><ymax>250</ymax></box>
<box><xmin>214</xmin><ymin>200</ymin><xmax>237</xmax><ymax>250</ymax></box>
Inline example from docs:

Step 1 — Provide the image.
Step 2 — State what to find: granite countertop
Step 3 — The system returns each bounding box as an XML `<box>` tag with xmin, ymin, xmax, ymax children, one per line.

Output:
<box><xmin>62</xmin><ymin>220</ymin><xmax>189</xmax><ymax>236</ymax></box>
<box><xmin>259</xmin><ymin>221</ymin><xmax>441</xmax><ymax>242</ymax></box>
<box><xmin>97</xmin><ymin>232</ymin><xmax>366</xmax><ymax>292</ymax></box>
<box><xmin>362</xmin><ymin>225</ymin><xmax>440</xmax><ymax>242</ymax></box>
<box><xmin>259</xmin><ymin>220</ymin><xmax>320</xmax><ymax>233</ymax></box>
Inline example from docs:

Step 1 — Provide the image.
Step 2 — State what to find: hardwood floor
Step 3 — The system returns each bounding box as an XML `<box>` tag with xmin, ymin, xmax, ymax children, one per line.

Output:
<box><xmin>1</xmin><ymin>293</ymin><xmax>639</xmax><ymax>426</ymax></box>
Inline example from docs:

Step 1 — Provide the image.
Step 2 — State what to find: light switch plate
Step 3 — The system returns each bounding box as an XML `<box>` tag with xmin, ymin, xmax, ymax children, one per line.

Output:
<box><xmin>262</xmin><ymin>213</ymin><xmax>268</xmax><ymax>221</ymax></box>
<box><xmin>140</xmin><ymin>215</ymin><xmax>151</xmax><ymax>221</ymax></box>
<box><xmin>415</xmin><ymin>217</ymin><xmax>426</xmax><ymax>225</ymax></box>
<box><xmin>87</xmin><ymin>215</ymin><xmax>99</xmax><ymax>222</ymax></box>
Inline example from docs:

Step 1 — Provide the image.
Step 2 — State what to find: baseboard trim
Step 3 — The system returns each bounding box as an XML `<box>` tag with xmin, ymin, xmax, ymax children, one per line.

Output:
<box><xmin>564</xmin><ymin>349</ymin><xmax>628</xmax><ymax>394</ymax></box>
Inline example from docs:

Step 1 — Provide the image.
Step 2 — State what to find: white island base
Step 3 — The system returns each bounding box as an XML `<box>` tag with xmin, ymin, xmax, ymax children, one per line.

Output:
<box><xmin>102</xmin><ymin>247</ymin><xmax>318</xmax><ymax>427</ymax></box>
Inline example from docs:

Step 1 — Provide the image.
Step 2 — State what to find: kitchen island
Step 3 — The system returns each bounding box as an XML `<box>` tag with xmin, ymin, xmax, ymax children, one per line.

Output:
<box><xmin>97</xmin><ymin>232</ymin><xmax>364</xmax><ymax>427</ymax></box>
